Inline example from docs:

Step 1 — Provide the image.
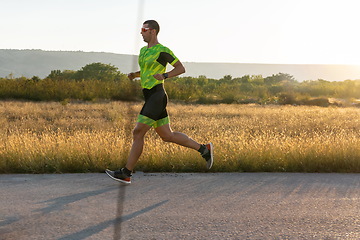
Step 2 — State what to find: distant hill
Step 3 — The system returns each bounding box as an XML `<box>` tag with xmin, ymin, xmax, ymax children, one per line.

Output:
<box><xmin>1</xmin><ymin>49</ymin><xmax>360</xmax><ymax>81</ymax></box>
<box><xmin>0</xmin><ymin>49</ymin><xmax>137</xmax><ymax>79</ymax></box>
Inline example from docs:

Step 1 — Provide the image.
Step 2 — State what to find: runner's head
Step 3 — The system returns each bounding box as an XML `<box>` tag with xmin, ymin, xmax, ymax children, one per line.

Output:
<box><xmin>143</xmin><ymin>20</ymin><xmax>160</xmax><ymax>35</ymax></box>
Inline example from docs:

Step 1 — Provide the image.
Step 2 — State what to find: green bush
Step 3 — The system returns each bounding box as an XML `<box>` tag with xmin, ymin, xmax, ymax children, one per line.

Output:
<box><xmin>1</xmin><ymin>64</ymin><xmax>359</xmax><ymax>105</ymax></box>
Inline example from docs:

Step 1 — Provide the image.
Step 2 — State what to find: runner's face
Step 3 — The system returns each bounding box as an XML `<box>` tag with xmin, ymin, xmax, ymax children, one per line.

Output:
<box><xmin>141</xmin><ymin>24</ymin><xmax>153</xmax><ymax>43</ymax></box>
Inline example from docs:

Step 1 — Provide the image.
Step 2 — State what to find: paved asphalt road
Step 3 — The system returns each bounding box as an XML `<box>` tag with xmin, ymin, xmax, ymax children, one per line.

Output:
<box><xmin>0</xmin><ymin>172</ymin><xmax>359</xmax><ymax>240</ymax></box>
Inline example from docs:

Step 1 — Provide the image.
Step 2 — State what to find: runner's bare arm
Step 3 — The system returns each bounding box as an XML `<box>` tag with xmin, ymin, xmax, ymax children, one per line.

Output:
<box><xmin>128</xmin><ymin>71</ymin><xmax>140</xmax><ymax>80</ymax></box>
<box><xmin>153</xmin><ymin>61</ymin><xmax>185</xmax><ymax>80</ymax></box>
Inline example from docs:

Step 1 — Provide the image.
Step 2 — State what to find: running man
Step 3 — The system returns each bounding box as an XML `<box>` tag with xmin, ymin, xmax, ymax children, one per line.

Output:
<box><xmin>106</xmin><ymin>20</ymin><xmax>213</xmax><ymax>184</ymax></box>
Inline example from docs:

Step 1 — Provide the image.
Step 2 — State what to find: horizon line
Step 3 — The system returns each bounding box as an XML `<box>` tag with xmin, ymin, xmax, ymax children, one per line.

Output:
<box><xmin>1</xmin><ymin>48</ymin><xmax>360</xmax><ymax>66</ymax></box>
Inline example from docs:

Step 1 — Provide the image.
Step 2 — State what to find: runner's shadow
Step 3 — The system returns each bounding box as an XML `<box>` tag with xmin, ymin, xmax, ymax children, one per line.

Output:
<box><xmin>34</xmin><ymin>186</ymin><xmax>117</xmax><ymax>214</ymax></box>
<box><xmin>0</xmin><ymin>216</ymin><xmax>19</xmax><ymax>227</ymax></box>
<box><xmin>57</xmin><ymin>199</ymin><xmax>169</xmax><ymax>240</ymax></box>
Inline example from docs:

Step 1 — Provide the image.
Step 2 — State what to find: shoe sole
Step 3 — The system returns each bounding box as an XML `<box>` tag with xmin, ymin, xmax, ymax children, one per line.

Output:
<box><xmin>207</xmin><ymin>143</ymin><xmax>214</xmax><ymax>169</ymax></box>
<box><xmin>105</xmin><ymin>169</ymin><xmax>131</xmax><ymax>184</ymax></box>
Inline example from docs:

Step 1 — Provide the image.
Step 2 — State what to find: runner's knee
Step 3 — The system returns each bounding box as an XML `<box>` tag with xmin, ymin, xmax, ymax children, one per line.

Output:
<box><xmin>132</xmin><ymin>126</ymin><xmax>147</xmax><ymax>140</ymax></box>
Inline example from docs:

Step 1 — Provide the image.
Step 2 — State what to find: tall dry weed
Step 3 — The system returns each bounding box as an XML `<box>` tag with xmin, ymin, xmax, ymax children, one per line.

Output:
<box><xmin>0</xmin><ymin>101</ymin><xmax>359</xmax><ymax>173</ymax></box>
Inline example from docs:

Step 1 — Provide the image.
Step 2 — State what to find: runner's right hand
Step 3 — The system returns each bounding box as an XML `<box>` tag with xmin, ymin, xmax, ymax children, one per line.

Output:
<box><xmin>128</xmin><ymin>72</ymin><xmax>136</xmax><ymax>80</ymax></box>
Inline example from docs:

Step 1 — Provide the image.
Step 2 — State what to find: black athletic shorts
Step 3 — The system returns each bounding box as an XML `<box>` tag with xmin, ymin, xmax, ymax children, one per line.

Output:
<box><xmin>137</xmin><ymin>84</ymin><xmax>170</xmax><ymax>128</ymax></box>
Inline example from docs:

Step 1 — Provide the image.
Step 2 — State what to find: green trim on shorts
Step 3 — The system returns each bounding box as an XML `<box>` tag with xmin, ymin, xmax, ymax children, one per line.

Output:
<box><xmin>137</xmin><ymin>115</ymin><xmax>170</xmax><ymax>128</ymax></box>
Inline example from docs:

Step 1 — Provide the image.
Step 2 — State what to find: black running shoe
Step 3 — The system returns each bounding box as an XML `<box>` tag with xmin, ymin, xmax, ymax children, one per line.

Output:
<box><xmin>105</xmin><ymin>168</ymin><xmax>132</xmax><ymax>184</ymax></box>
<box><xmin>201</xmin><ymin>143</ymin><xmax>214</xmax><ymax>169</ymax></box>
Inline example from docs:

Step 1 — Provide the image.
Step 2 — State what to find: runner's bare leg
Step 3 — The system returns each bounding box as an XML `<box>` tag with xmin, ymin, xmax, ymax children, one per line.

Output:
<box><xmin>125</xmin><ymin>122</ymin><xmax>151</xmax><ymax>171</ymax></box>
<box><xmin>155</xmin><ymin>123</ymin><xmax>201</xmax><ymax>150</ymax></box>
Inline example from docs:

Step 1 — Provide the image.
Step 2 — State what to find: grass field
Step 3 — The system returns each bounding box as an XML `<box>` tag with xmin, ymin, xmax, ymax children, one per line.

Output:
<box><xmin>0</xmin><ymin>101</ymin><xmax>359</xmax><ymax>173</ymax></box>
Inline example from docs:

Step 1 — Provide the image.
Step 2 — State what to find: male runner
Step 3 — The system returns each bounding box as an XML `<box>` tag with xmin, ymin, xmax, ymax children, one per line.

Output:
<box><xmin>106</xmin><ymin>20</ymin><xmax>213</xmax><ymax>184</ymax></box>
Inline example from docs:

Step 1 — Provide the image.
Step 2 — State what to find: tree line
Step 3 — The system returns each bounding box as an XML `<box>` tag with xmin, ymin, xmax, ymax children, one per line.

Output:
<box><xmin>1</xmin><ymin>62</ymin><xmax>359</xmax><ymax>106</ymax></box>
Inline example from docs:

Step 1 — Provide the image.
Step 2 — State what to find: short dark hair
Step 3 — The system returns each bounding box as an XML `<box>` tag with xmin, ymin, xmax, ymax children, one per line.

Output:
<box><xmin>143</xmin><ymin>20</ymin><xmax>160</xmax><ymax>35</ymax></box>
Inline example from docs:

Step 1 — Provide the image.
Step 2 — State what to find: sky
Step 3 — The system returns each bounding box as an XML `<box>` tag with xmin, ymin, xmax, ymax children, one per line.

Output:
<box><xmin>1</xmin><ymin>0</ymin><xmax>360</xmax><ymax>65</ymax></box>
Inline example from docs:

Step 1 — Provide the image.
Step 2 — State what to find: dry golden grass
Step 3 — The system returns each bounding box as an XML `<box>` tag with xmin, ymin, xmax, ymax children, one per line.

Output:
<box><xmin>0</xmin><ymin>101</ymin><xmax>359</xmax><ymax>173</ymax></box>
